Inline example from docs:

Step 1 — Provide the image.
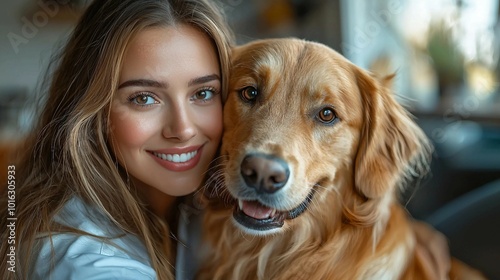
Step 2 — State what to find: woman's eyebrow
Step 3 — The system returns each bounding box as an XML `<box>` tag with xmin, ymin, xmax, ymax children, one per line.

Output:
<box><xmin>118</xmin><ymin>79</ymin><xmax>168</xmax><ymax>89</ymax></box>
<box><xmin>188</xmin><ymin>74</ymin><xmax>220</xmax><ymax>86</ymax></box>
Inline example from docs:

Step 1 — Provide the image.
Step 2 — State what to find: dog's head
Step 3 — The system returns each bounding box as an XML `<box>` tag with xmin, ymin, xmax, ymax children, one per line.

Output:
<box><xmin>215</xmin><ymin>38</ymin><xmax>431</xmax><ymax>236</ymax></box>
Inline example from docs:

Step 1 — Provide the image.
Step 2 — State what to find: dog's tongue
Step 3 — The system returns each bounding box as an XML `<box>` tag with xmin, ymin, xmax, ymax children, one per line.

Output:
<box><xmin>241</xmin><ymin>201</ymin><xmax>273</xmax><ymax>220</ymax></box>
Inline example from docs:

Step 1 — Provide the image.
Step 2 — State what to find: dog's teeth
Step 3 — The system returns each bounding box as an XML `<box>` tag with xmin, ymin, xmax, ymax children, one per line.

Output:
<box><xmin>270</xmin><ymin>209</ymin><xmax>277</xmax><ymax>218</ymax></box>
<box><xmin>238</xmin><ymin>199</ymin><xmax>243</xmax><ymax>210</ymax></box>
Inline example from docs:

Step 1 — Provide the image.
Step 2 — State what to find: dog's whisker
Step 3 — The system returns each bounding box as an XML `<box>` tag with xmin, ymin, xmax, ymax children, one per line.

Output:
<box><xmin>307</xmin><ymin>191</ymin><xmax>322</xmax><ymax>211</ymax></box>
<box><xmin>317</xmin><ymin>183</ymin><xmax>340</xmax><ymax>197</ymax></box>
<box><xmin>306</xmin><ymin>184</ymin><xmax>335</xmax><ymax>212</ymax></box>
<box><xmin>203</xmin><ymin>158</ymin><xmax>227</xmax><ymax>176</ymax></box>
<box><xmin>239</xmin><ymin>230</ymin><xmax>257</xmax><ymax>243</ymax></box>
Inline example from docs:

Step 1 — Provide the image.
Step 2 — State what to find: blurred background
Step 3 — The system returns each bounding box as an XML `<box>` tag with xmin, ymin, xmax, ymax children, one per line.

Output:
<box><xmin>1</xmin><ymin>0</ymin><xmax>499</xmax><ymax>278</ymax></box>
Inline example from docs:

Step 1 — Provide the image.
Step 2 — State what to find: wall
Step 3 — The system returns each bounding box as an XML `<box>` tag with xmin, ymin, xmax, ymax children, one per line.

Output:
<box><xmin>0</xmin><ymin>0</ymin><xmax>76</xmax><ymax>138</ymax></box>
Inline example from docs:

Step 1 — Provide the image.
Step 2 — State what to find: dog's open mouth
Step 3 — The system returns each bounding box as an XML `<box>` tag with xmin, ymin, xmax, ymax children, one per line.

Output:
<box><xmin>233</xmin><ymin>191</ymin><xmax>315</xmax><ymax>231</ymax></box>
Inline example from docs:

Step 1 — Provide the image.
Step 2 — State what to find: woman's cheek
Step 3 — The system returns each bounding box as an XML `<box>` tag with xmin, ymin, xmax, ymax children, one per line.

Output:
<box><xmin>198</xmin><ymin>104</ymin><xmax>223</xmax><ymax>141</ymax></box>
<box><xmin>110</xmin><ymin>107</ymin><xmax>160</xmax><ymax>150</ymax></box>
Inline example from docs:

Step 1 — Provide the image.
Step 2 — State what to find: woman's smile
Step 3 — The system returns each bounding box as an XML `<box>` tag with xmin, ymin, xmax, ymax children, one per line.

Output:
<box><xmin>148</xmin><ymin>145</ymin><xmax>204</xmax><ymax>172</ymax></box>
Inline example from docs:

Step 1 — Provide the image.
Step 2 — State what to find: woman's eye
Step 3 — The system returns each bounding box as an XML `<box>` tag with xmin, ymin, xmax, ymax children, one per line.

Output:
<box><xmin>128</xmin><ymin>93</ymin><xmax>157</xmax><ymax>106</ymax></box>
<box><xmin>194</xmin><ymin>89</ymin><xmax>215</xmax><ymax>101</ymax></box>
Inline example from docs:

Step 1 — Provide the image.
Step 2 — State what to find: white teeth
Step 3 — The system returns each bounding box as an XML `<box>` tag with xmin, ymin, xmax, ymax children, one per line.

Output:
<box><xmin>153</xmin><ymin>150</ymin><xmax>197</xmax><ymax>163</ymax></box>
<box><xmin>180</xmin><ymin>153</ymin><xmax>187</xmax><ymax>162</ymax></box>
<box><xmin>269</xmin><ymin>209</ymin><xmax>277</xmax><ymax>218</ymax></box>
<box><xmin>238</xmin><ymin>199</ymin><xmax>243</xmax><ymax>210</ymax></box>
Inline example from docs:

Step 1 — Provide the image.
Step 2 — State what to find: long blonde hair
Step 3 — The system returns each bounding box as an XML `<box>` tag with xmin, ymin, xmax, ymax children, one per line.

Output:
<box><xmin>0</xmin><ymin>0</ymin><xmax>233</xmax><ymax>279</ymax></box>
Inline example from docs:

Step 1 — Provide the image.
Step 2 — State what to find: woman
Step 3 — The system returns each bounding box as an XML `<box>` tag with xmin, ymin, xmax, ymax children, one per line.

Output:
<box><xmin>0</xmin><ymin>0</ymin><xmax>233</xmax><ymax>279</ymax></box>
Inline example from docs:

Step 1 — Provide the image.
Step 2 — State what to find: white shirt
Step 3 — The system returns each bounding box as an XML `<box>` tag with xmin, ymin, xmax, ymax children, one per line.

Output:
<box><xmin>31</xmin><ymin>196</ymin><xmax>205</xmax><ymax>280</ymax></box>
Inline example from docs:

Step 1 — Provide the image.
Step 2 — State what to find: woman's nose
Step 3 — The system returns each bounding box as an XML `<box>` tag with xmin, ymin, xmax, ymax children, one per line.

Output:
<box><xmin>162</xmin><ymin>105</ymin><xmax>196</xmax><ymax>142</ymax></box>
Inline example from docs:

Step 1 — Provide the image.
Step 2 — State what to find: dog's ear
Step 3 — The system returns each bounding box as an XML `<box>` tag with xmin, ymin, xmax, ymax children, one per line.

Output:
<box><xmin>354</xmin><ymin>68</ymin><xmax>432</xmax><ymax>199</ymax></box>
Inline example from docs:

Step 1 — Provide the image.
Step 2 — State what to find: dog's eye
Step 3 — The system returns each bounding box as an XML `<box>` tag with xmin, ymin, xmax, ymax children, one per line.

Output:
<box><xmin>317</xmin><ymin>107</ymin><xmax>337</xmax><ymax>124</ymax></box>
<box><xmin>240</xmin><ymin>86</ymin><xmax>258</xmax><ymax>102</ymax></box>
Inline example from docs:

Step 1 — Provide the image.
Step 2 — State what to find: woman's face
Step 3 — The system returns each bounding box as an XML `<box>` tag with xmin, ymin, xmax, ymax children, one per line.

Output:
<box><xmin>110</xmin><ymin>25</ymin><xmax>222</xmax><ymax>202</ymax></box>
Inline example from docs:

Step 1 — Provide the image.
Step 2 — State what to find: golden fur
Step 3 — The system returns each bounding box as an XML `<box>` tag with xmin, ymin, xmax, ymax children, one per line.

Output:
<box><xmin>199</xmin><ymin>38</ymin><xmax>485</xmax><ymax>280</ymax></box>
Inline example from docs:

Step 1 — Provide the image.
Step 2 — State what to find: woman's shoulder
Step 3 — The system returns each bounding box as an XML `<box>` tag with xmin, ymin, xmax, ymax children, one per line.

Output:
<box><xmin>31</xmin><ymin>196</ymin><xmax>156</xmax><ymax>279</ymax></box>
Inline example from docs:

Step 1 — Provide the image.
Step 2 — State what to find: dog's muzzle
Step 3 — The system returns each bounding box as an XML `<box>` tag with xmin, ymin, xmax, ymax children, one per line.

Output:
<box><xmin>240</xmin><ymin>154</ymin><xmax>290</xmax><ymax>194</ymax></box>
<box><xmin>233</xmin><ymin>153</ymin><xmax>315</xmax><ymax>232</ymax></box>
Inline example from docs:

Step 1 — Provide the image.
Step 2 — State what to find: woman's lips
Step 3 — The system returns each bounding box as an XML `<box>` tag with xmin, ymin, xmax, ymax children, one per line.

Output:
<box><xmin>148</xmin><ymin>145</ymin><xmax>203</xmax><ymax>172</ymax></box>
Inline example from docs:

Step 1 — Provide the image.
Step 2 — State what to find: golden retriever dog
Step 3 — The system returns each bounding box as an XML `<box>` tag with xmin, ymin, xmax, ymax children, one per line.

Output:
<box><xmin>198</xmin><ymin>38</ymin><xmax>485</xmax><ymax>280</ymax></box>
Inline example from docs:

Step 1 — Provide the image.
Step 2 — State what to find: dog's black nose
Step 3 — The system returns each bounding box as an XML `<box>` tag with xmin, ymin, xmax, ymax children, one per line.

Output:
<box><xmin>240</xmin><ymin>154</ymin><xmax>289</xmax><ymax>193</ymax></box>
